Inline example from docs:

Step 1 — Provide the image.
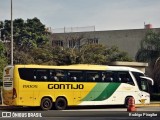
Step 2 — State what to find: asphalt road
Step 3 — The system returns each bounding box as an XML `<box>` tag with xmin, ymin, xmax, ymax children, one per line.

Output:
<box><xmin>0</xmin><ymin>106</ymin><xmax>160</xmax><ymax>120</ymax></box>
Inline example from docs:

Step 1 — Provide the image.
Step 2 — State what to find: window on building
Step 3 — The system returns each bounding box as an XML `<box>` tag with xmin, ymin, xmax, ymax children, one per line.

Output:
<box><xmin>52</xmin><ymin>40</ymin><xmax>63</xmax><ymax>47</ymax></box>
<box><xmin>87</xmin><ymin>38</ymin><xmax>99</xmax><ymax>44</ymax></box>
<box><xmin>69</xmin><ymin>40</ymin><xmax>76</xmax><ymax>48</ymax></box>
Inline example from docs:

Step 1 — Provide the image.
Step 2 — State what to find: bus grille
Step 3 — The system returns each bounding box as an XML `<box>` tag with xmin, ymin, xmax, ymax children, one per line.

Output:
<box><xmin>4</xmin><ymin>82</ymin><xmax>12</xmax><ymax>87</ymax></box>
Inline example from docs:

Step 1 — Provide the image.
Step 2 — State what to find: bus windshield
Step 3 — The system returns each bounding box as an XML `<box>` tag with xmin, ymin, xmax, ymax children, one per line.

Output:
<box><xmin>132</xmin><ymin>72</ymin><xmax>152</xmax><ymax>92</ymax></box>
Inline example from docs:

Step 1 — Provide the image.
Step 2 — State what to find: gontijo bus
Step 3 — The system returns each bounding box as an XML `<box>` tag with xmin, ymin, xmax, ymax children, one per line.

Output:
<box><xmin>2</xmin><ymin>64</ymin><xmax>154</xmax><ymax>110</ymax></box>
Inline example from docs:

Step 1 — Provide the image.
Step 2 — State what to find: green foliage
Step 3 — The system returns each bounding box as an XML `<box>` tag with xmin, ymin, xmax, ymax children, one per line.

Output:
<box><xmin>52</xmin><ymin>44</ymin><xmax>132</xmax><ymax>65</ymax></box>
<box><xmin>31</xmin><ymin>44</ymin><xmax>55</xmax><ymax>65</ymax></box>
<box><xmin>0</xmin><ymin>42</ymin><xmax>7</xmax><ymax>79</ymax></box>
<box><xmin>0</xmin><ymin>17</ymin><xmax>132</xmax><ymax>79</ymax></box>
<box><xmin>79</xmin><ymin>44</ymin><xmax>107</xmax><ymax>64</ymax></box>
<box><xmin>136</xmin><ymin>30</ymin><xmax>160</xmax><ymax>63</ymax></box>
<box><xmin>106</xmin><ymin>46</ymin><xmax>132</xmax><ymax>62</ymax></box>
<box><xmin>136</xmin><ymin>30</ymin><xmax>160</xmax><ymax>93</ymax></box>
<box><xmin>1</xmin><ymin>17</ymin><xmax>50</xmax><ymax>52</ymax></box>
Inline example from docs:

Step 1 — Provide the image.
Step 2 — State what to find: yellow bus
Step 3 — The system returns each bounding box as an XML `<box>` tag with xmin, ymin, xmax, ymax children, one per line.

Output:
<box><xmin>2</xmin><ymin>64</ymin><xmax>153</xmax><ymax>110</ymax></box>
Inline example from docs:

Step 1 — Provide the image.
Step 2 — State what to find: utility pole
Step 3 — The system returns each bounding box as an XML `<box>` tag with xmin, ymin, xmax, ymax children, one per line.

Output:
<box><xmin>11</xmin><ymin>0</ymin><xmax>13</xmax><ymax>65</ymax></box>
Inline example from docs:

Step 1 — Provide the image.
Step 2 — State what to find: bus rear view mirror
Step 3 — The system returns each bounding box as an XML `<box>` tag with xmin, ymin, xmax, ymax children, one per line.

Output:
<box><xmin>140</xmin><ymin>76</ymin><xmax>154</xmax><ymax>86</ymax></box>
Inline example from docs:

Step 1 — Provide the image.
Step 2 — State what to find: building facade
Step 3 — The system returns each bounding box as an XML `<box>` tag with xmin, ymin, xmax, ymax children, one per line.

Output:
<box><xmin>51</xmin><ymin>27</ymin><xmax>160</xmax><ymax>60</ymax></box>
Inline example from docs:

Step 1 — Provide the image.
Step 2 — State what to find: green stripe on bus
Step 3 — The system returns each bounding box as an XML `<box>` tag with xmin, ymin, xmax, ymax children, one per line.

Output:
<box><xmin>93</xmin><ymin>83</ymin><xmax>121</xmax><ymax>101</ymax></box>
<box><xmin>82</xmin><ymin>83</ymin><xmax>121</xmax><ymax>101</ymax></box>
<box><xmin>81</xmin><ymin>83</ymin><xmax>109</xmax><ymax>101</ymax></box>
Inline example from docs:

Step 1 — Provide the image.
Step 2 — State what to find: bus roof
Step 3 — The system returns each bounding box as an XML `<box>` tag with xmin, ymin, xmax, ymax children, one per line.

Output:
<box><xmin>107</xmin><ymin>66</ymin><xmax>144</xmax><ymax>73</ymax></box>
<box><xmin>14</xmin><ymin>64</ymin><xmax>143</xmax><ymax>73</ymax></box>
<box><xmin>15</xmin><ymin>64</ymin><xmax>107</xmax><ymax>71</ymax></box>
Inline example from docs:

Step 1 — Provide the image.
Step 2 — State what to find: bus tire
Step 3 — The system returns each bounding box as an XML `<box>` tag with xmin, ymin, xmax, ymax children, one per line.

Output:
<box><xmin>55</xmin><ymin>97</ymin><xmax>67</xmax><ymax>110</ymax></box>
<box><xmin>40</xmin><ymin>97</ymin><xmax>53</xmax><ymax>110</ymax></box>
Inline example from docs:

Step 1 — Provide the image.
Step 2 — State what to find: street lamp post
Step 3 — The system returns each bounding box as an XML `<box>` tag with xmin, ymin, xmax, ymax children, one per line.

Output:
<box><xmin>11</xmin><ymin>0</ymin><xmax>13</xmax><ymax>65</ymax></box>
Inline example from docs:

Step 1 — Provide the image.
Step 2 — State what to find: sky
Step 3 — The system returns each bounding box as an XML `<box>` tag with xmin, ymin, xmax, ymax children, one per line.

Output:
<box><xmin>0</xmin><ymin>0</ymin><xmax>160</xmax><ymax>32</ymax></box>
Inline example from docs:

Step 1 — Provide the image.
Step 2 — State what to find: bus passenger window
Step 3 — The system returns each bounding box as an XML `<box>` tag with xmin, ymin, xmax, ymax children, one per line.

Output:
<box><xmin>36</xmin><ymin>69</ymin><xmax>48</xmax><ymax>81</ymax></box>
<box><xmin>117</xmin><ymin>71</ymin><xmax>134</xmax><ymax>85</ymax></box>
<box><xmin>68</xmin><ymin>71</ymin><xmax>84</xmax><ymax>82</ymax></box>
<box><xmin>86</xmin><ymin>72</ymin><xmax>100</xmax><ymax>82</ymax></box>
<box><xmin>102</xmin><ymin>71</ymin><xmax>114</xmax><ymax>82</ymax></box>
<box><xmin>18</xmin><ymin>68</ymin><xmax>35</xmax><ymax>81</ymax></box>
<box><xmin>50</xmin><ymin>70</ymin><xmax>59</xmax><ymax>82</ymax></box>
<box><xmin>55</xmin><ymin>70</ymin><xmax>67</xmax><ymax>82</ymax></box>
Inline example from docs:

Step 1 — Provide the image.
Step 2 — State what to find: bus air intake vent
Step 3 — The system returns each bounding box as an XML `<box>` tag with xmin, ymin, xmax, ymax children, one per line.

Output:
<box><xmin>4</xmin><ymin>81</ymin><xmax>12</xmax><ymax>87</ymax></box>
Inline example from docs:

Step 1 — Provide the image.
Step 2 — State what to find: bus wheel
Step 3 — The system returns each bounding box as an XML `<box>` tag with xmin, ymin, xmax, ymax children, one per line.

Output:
<box><xmin>40</xmin><ymin>97</ymin><xmax>53</xmax><ymax>110</ymax></box>
<box><xmin>55</xmin><ymin>97</ymin><xmax>67</xmax><ymax>110</ymax></box>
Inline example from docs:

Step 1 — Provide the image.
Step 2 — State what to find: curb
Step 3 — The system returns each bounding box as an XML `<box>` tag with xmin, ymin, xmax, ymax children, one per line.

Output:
<box><xmin>135</xmin><ymin>104</ymin><xmax>160</xmax><ymax>107</ymax></box>
<box><xmin>0</xmin><ymin>105</ymin><xmax>25</xmax><ymax>110</ymax></box>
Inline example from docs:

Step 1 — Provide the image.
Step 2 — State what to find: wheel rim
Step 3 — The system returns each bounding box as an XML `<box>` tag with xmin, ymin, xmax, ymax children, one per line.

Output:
<box><xmin>43</xmin><ymin>100</ymin><xmax>50</xmax><ymax>108</ymax></box>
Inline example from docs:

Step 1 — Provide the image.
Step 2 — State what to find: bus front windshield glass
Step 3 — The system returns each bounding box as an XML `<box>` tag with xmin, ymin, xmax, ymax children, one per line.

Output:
<box><xmin>132</xmin><ymin>72</ymin><xmax>149</xmax><ymax>92</ymax></box>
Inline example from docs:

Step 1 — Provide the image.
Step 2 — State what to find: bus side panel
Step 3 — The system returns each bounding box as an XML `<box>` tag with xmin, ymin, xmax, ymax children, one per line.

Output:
<box><xmin>36</xmin><ymin>82</ymin><xmax>56</xmax><ymax>106</ymax></box>
<box><xmin>73</xmin><ymin>82</ymin><xmax>96</xmax><ymax>106</ymax></box>
<box><xmin>18</xmin><ymin>80</ymin><xmax>34</xmax><ymax>106</ymax></box>
<box><xmin>79</xmin><ymin>83</ymin><xmax>138</xmax><ymax>106</ymax></box>
<box><xmin>37</xmin><ymin>82</ymin><xmax>96</xmax><ymax>106</ymax></box>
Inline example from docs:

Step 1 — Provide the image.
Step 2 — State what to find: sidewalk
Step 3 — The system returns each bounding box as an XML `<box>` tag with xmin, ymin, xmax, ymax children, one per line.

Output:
<box><xmin>135</xmin><ymin>101</ymin><xmax>160</xmax><ymax>107</ymax></box>
<box><xmin>0</xmin><ymin>104</ymin><xmax>27</xmax><ymax>110</ymax></box>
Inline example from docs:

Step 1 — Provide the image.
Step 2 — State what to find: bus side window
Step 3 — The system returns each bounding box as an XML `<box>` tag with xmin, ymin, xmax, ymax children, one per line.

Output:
<box><xmin>19</xmin><ymin>68</ymin><xmax>35</xmax><ymax>81</ymax></box>
<box><xmin>68</xmin><ymin>71</ymin><xmax>84</xmax><ymax>82</ymax></box>
<box><xmin>117</xmin><ymin>71</ymin><xmax>134</xmax><ymax>85</ymax></box>
<box><xmin>55</xmin><ymin>70</ymin><xmax>67</xmax><ymax>82</ymax></box>
<box><xmin>86</xmin><ymin>71</ymin><xmax>100</xmax><ymax>82</ymax></box>
<box><xmin>49</xmin><ymin>70</ymin><xmax>59</xmax><ymax>82</ymax></box>
<box><xmin>35</xmin><ymin>69</ymin><xmax>48</xmax><ymax>81</ymax></box>
<box><xmin>102</xmin><ymin>71</ymin><xmax>115</xmax><ymax>82</ymax></box>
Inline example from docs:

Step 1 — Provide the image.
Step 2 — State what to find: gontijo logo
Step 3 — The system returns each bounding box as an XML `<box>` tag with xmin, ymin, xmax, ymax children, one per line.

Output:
<box><xmin>48</xmin><ymin>84</ymin><xmax>84</xmax><ymax>89</ymax></box>
<box><xmin>5</xmin><ymin>67</ymin><xmax>12</xmax><ymax>75</ymax></box>
<box><xmin>4</xmin><ymin>67</ymin><xmax>12</xmax><ymax>77</ymax></box>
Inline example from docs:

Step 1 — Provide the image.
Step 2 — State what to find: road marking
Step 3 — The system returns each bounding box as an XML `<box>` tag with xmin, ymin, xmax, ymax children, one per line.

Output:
<box><xmin>63</xmin><ymin>109</ymin><xmax>126</xmax><ymax>111</ymax></box>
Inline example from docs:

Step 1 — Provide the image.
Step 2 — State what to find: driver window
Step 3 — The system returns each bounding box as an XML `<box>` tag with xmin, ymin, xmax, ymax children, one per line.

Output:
<box><xmin>141</xmin><ymin>80</ymin><xmax>148</xmax><ymax>92</ymax></box>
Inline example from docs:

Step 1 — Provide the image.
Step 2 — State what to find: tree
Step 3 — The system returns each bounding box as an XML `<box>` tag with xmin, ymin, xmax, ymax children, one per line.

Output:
<box><xmin>136</xmin><ymin>30</ymin><xmax>160</xmax><ymax>64</ymax></box>
<box><xmin>0</xmin><ymin>42</ymin><xmax>7</xmax><ymax>79</ymax></box>
<box><xmin>79</xmin><ymin>44</ymin><xmax>132</xmax><ymax>64</ymax></box>
<box><xmin>0</xmin><ymin>17</ymin><xmax>132</xmax><ymax>78</ymax></box>
<box><xmin>79</xmin><ymin>44</ymin><xmax>107</xmax><ymax>64</ymax></box>
<box><xmin>153</xmin><ymin>58</ymin><xmax>160</xmax><ymax>92</ymax></box>
<box><xmin>31</xmin><ymin>43</ymin><xmax>55</xmax><ymax>65</ymax></box>
<box><xmin>136</xmin><ymin>30</ymin><xmax>160</xmax><ymax>92</ymax></box>
<box><xmin>106</xmin><ymin>46</ymin><xmax>132</xmax><ymax>62</ymax></box>
<box><xmin>51</xmin><ymin>44</ymin><xmax>132</xmax><ymax>65</ymax></box>
<box><xmin>1</xmin><ymin>17</ymin><xmax>51</xmax><ymax>64</ymax></box>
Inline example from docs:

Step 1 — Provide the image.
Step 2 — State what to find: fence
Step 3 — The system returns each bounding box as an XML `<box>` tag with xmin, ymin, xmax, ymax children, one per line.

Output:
<box><xmin>51</xmin><ymin>26</ymin><xmax>95</xmax><ymax>33</ymax></box>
